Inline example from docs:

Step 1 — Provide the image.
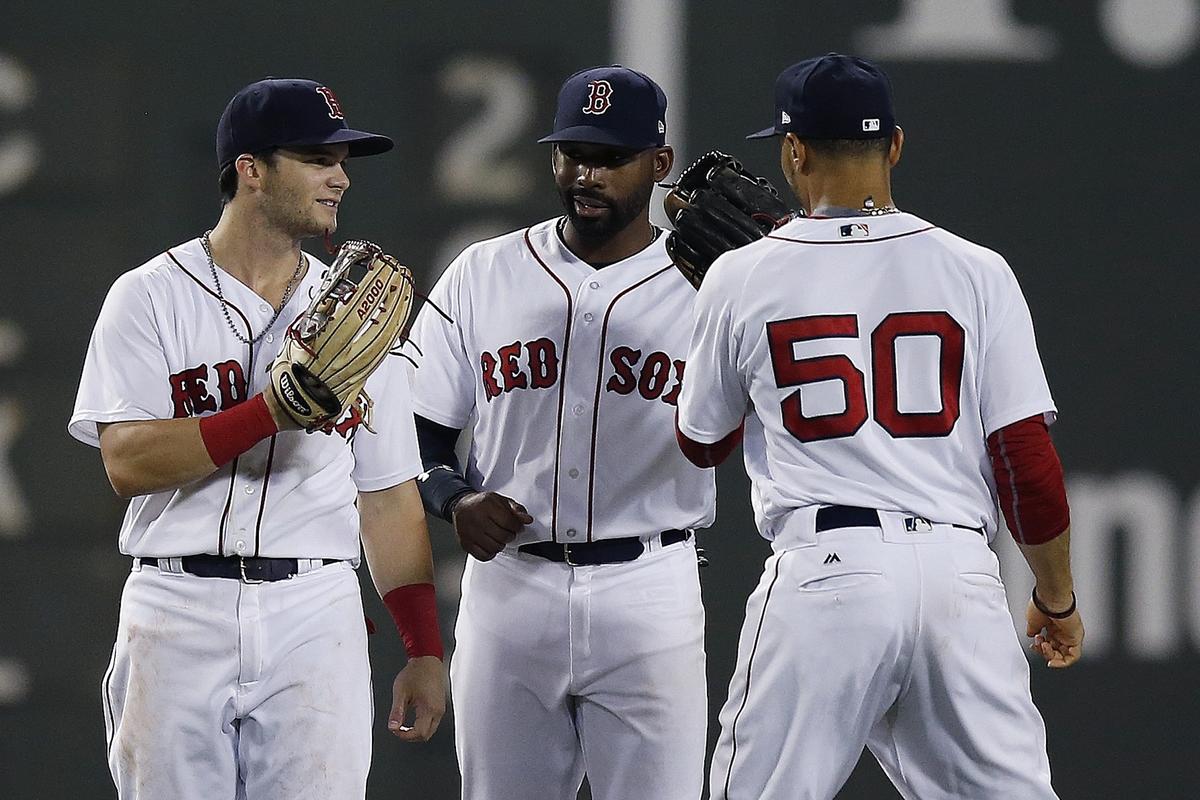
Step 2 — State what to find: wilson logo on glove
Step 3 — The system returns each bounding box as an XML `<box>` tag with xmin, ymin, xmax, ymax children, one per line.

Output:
<box><xmin>277</xmin><ymin>371</ymin><xmax>312</xmax><ymax>417</ymax></box>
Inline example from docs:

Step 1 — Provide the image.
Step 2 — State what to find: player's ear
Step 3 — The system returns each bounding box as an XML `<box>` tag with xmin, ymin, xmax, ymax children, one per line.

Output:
<box><xmin>652</xmin><ymin>146</ymin><xmax>674</xmax><ymax>182</ymax></box>
<box><xmin>782</xmin><ymin>133</ymin><xmax>806</xmax><ymax>173</ymax></box>
<box><xmin>888</xmin><ymin>126</ymin><xmax>904</xmax><ymax>167</ymax></box>
<box><xmin>235</xmin><ymin>154</ymin><xmax>261</xmax><ymax>190</ymax></box>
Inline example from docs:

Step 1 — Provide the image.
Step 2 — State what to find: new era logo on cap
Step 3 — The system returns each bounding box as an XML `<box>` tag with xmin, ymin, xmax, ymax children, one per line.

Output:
<box><xmin>781</xmin><ymin>110</ymin><xmax>792</xmax><ymax>124</ymax></box>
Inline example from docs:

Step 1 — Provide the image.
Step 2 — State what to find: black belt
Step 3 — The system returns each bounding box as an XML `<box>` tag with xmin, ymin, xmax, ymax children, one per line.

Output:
<box><xmin>815</xmin><ymin>506</ymin><xmax>983</xmax><ymax>535</ymax></box>
<box><xmin>139</xmin><ymin>554</ymin><xmax>341</xmax><ymax>583</ymax></box>
<box><xmin>519</xmin><ymin>529</ymin><xmax>692</xmax><ymax>566</ymax></box>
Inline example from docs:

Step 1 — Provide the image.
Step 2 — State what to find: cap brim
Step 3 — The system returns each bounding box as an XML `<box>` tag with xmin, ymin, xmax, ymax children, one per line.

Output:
<box><xmin>537</xmin><ymin>125</ymin><xmax>656</xmax><ymax>150</ymax></box>
<box><xmin>745</xmin><ymin>125</ymin><xmax>781</xmax><ymax>140</ymax></box>
<box><xmin>281</xmin><ymin>127</ymin><xmax>395</xmax><ymax>157</ymax></box>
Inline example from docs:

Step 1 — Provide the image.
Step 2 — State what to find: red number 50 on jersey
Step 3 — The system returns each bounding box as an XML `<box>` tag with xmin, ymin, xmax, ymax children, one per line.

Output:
<box><xmin>766</xmin><ymin>311</ymin><xmax>965</xmax><ymax>442</ymax></box>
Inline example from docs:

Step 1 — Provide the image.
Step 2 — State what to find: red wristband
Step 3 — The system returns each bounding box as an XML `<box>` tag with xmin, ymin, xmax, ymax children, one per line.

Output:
<box><xmin>198</xmin><ymin>394</ymin><xmax>279</xmax><ymax>467</ymax></box>
<box><xmin>383</xmin><ymin>583</ymin><xmax>444</xmax><ymax>660</ymax></box>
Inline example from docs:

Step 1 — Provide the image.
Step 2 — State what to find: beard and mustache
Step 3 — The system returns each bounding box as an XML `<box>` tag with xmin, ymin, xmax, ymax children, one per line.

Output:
<box><xmin>557</xmin><ymin>181</ymin><xmax>654</xmax><ymax>241</ymax></box>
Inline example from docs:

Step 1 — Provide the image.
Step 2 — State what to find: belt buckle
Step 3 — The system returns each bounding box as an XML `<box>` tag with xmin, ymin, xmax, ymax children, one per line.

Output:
<box><xmin>239</xmin><ymin>557</ymin><xmax>265</xmax><ymax>584</ymax></box>
<box><xmin>563</xmin><ymin>544</ymin><xmax>579</xmax><ymax>567</ymax></box>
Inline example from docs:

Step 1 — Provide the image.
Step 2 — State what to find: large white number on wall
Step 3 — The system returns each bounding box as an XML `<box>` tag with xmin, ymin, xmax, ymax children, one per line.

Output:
<box><xmin>0</xmin><ymin>53</ymin><xmax>38</xmax><ymax>196</ymax></box>
<box><xmin>434</xmin><ymin>56</ymin><xmax>535</xmax><ymax>204</ymax></box>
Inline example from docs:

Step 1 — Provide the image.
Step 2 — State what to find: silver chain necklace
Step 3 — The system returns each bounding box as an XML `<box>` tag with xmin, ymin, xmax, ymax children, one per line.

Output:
<box><xmin>201</xmin><ymin>230</ymin><xmax>305</xmax><ymax>346</ymax></box>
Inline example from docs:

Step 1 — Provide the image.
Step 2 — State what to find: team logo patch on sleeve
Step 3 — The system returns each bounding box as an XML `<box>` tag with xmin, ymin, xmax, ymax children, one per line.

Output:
<box><xmin>840</xmin><ymin>223</ymin><xmax>870</xmax><ymax>238</ymax></box>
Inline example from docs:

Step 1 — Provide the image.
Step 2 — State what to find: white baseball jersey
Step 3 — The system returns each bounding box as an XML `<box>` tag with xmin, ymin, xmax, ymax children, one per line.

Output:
<box><xmin>685</xmin><ymin>211</ymin><xmax>1061</xmax><ymax>800</ymax></box>
<box><xmin>69</xmin><ymin>237</ymin><xmax>422</xmax><ymax>559</ymax></box>
<box><xmin>678</xmin><ymin>211</ymin><xmax>1055</xmax><ymax>540</ymax></box>
<box><xmin>409</xmin><ymin>217</ymin><xmax>715</xmax><ymax>544</ymax></box>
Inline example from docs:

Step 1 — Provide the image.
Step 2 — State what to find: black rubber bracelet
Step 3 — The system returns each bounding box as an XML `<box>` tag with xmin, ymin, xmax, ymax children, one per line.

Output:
<box><xmin>1032</xmin><ymin>588</ymin><xmax>1077</xmax><ymax>619</ymax></box>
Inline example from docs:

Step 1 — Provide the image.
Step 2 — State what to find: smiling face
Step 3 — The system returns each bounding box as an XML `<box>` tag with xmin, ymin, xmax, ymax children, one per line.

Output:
<box><xmin>552</xmin><ymin>142</ymin><xmax>667</xmax><ymax>243</ymax></box>
<box><xmin>253</xmin><ymin>143</ymin><xmax>351</xmax><ymax>238</ymax></box>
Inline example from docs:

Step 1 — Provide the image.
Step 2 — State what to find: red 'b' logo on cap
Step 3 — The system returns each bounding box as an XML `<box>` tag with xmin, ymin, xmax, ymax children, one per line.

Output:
<box><xmin>582</xmin><ymin>80</ymin><xmax>613</xmax><ymax>115</ymax></box>
<box><xmin>315</xmin><ymin>86</ymin><xmax>344</xmax><ymax>120</ymax></box>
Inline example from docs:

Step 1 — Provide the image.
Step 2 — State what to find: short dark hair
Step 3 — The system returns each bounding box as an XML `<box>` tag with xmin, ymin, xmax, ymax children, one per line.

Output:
<box><xmin>218</xmin><ymin>147</ymin><xmax>279</xmax><ymax>205</ymax></box>
<box><xmin>803</xmin><ymin>136</ymin><xmax>890</xmax><ymax>159</ymax></box>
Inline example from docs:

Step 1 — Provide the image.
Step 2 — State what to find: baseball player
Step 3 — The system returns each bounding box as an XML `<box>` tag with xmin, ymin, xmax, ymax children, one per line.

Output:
<box><xmin>68</xmin><ymin>78</ymin><xmax>445</xmax><ymax>799</ymax></box>
<box><xmin>674</xmin><ymin>54</ymin><xmax>1084</xmax><ymax>799</ymax></box>
<box><xmin>407</xmin><ymin>66</ymin><xmax>711</xmax><ymax>800</ymax></box>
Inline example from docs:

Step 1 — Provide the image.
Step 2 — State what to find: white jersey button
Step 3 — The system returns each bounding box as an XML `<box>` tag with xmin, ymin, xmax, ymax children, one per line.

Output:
<box><xmin>583</xmin><ymin>313</ymin><xmax>594</xmax><ymax>323</ymax></box>
<box><xmin>568</xmin><ymin>468</ymin><xmax>579</xmax><ymax>479</ymax></box>
<box><xmin>259</xmin><ymin>304</ymin><xmax>271</xmax><ymax>313</ymax></box>
<box><xmin>565</xmin><ymin>528</ymin><xmax>577</xmax><ymax>538</ymax></box>
<box><xmin>266</xmin><ymin>333</ymin><xmax>274</xmax><ymax>343</ymax></box>
<box><xmin>244</xmin><ymin>485</ymin><xmax>254</xmax><ymax>495</ymax></box>
<box><xmin>572</xmin><ymin>404</ymin><xmax>585</xmax><ymax>416</ymax></box>
<box><xmin>589</xmin><ymin>281</ymin><xmax>600</xmax><ymax>290</ymax></box>
<box><xmin>235</xmin><ymin>540</ymin><xmax>247</xmax><ymax>552</ymax></box>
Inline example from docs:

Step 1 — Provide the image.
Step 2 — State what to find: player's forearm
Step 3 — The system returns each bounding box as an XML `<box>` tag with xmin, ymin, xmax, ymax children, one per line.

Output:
<box><xmin>359</xmin><ymin>480</ymin><xmax>444</xmax><ymax>661</ymax></box>
<box><xmin>359</xmin><ymin>480</ymin><xmax>437</xmax><ymax>595</ymax></box>
<box><xmin>1018</xmin><ymin>528</ymin><xmax>1074</xmax><ymax>608</ymax></box>
<box><xmin>98</xmin><ymin>393</ymin><xmax>284</xmax><ymax>498</ymax></box>
<box><xmin>98</xmin><ymin>418</ymin><xmax>221</xmax><ymax>497</ymax></box>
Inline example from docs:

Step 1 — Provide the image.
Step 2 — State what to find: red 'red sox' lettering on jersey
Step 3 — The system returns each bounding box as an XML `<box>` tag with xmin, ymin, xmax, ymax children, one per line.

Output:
<box><xmin>169</xmin><ymin>358</ymin><xmax>366</xmax><ymax>440</ymax></box>
<box><xmin>409</xmin><ymin>219</ymin><xmax>714</xmax><ymax>546</ymax></box>
<box><xmin>605</xmin><ymin>346</ymin><xmax>684</xmax><ymax>405</ymax></box>
<box><xmin>480</xmin><ymin>337</ymin><xmax>560</xmax><ymax>400</ymax></box>
<box><xmin>170</xmin><ymin>359</ymin><xmax>248</xmax><ymax>417</ymax></box>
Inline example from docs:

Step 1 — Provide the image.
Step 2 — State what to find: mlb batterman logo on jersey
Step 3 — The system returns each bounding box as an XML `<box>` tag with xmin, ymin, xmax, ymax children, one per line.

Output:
<box><xmin>583</xmin><ymin>80</ymin><xmax>614</xmax><ymax>114</ymax></box>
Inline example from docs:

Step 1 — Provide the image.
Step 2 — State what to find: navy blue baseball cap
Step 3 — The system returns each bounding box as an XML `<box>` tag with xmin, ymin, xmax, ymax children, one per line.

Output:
<box><xmin>537</xmin><ymin>65</ymin><xmax>667</xmax><ymax>150</ymax></box>
<box><xmin>746</xmin><ymin>53</ymin><xmax>896</xmax><ymax>140</ymax></box>
<box><xmin>216</xmin><ymin>78</ymin><xmax>393</xmax><ymax>168</ymax></box>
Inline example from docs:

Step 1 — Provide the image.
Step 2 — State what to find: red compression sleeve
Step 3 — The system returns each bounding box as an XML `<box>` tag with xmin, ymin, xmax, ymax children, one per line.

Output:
<box><xmin>383</xmin><ymin>583</ymin><xmax>444</xmax><ymax>660</ymax></box>
<box><xmin>987</xmin><ymin>415</ymin><xmax>1070</xmax><ymax>545</ymax></box>
<box><xmin>198</xmin><ymin>394</ymin><xmax>279</xmax><ymax>467</ymax></box>
<box><xmin>675</xmin><ymin>409</ymin><xmax>744</xmax><ymax>468</ymax></box>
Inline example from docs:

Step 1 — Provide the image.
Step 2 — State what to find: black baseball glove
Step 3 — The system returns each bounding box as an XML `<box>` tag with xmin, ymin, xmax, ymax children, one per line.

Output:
<box><xmin>662</xmin><ymin>151</ymin><xmax>795</xmax><ymax>289</ymax></box>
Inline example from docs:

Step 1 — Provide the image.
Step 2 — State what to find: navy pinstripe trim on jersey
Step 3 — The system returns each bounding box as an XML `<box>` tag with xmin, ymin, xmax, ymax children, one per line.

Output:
<box><xmin>524</xmin><ymin>226</ymin><xmax>574</xmax><ymax>543</ymax></box>
<box><xmin>253</xmin><ymin>436</ymin><xmax>279</xmax><ymax>556</ymax></box>
<box><xmin>586</xmin><ymin>263</ymin><xmax>676</xmax><ymax>541</ymax></box>
<box><xmin>766</xmin><ymin>225</ymin><xmax>936</xmax><ymax>245</ymax></box>
<box><xmin>168</xmin><ymin>248</ymin><xmax>256</xmax><ymax>554</ymax></box>
<box><xmin>720</xmin><ymin>551</ymin><xmax>788</xmax><ymax>800</ymax></box>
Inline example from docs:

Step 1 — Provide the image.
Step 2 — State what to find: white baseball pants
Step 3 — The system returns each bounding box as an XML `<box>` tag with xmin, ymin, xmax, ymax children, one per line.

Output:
<box><xmin>102</xmin><ymin>560</ymin><xmax>373</xmax><ymax>799</ymax></box>
<box><xmin>710</xmin><ymin>517</ymin><xmax>1058</xmax><ymax>800</ymax></box>
<box><xmin>451</xmin><ymin>537</ymin><xmax>707</xmax><ymax>800</ymax></box>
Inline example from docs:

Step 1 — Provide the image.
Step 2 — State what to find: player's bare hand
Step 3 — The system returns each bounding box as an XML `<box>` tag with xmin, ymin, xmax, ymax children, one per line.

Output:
<box><xmin>1026</xmin><ymin>594</ymin><xmax>1084</xmax><ymax>669</ymax></box>
<box><xmin>387</xmin><ymin>656</ymin><xmax>446</xmax><ymax>742</ymax></box>
<box><xmin>451</xmin><ymin>491</ymin><xmax>534</xmax><ymax>561</ymax></box>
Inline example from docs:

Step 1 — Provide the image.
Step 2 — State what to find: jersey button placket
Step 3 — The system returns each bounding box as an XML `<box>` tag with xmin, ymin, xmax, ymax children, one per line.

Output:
<box><xmin>555</xmin><ymin>277</ymin><xmax>605</xmax><ymax>540</ymax></box>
